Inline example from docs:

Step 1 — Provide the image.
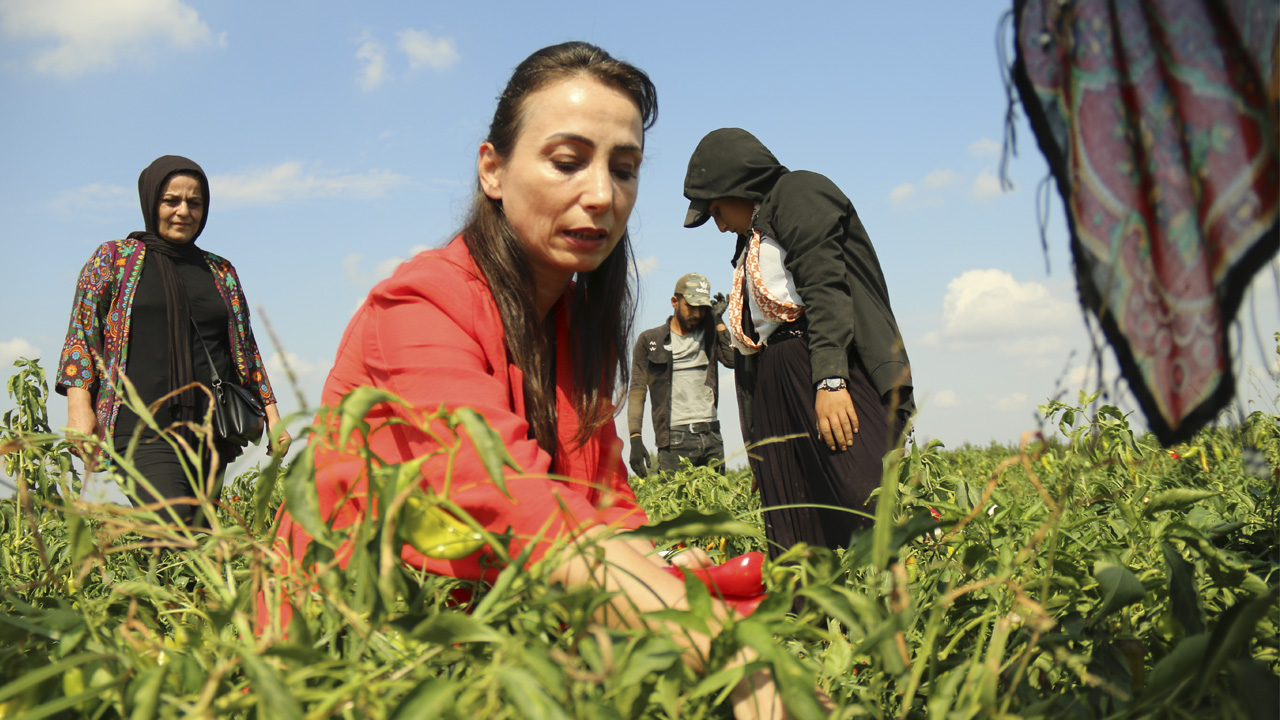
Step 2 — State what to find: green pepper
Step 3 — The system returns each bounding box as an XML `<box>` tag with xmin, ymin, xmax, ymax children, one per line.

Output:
<box><xmin>398</xmin><ymin>494</ymin><xmax>485</xmax><ymax>560</ymax></box>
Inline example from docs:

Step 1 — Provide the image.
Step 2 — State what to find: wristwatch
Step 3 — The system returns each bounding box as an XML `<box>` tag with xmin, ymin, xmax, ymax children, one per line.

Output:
<box><xmin>816</xmin><ymin>377</ymin><xmax>847</xmax><ymax>392</ymax></box>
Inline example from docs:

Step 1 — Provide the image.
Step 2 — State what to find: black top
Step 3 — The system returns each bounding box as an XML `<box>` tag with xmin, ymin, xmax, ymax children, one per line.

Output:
<box><xmin>683</xmin><ymin>128</ymin><xmax>914</xmax><ymax>414</ymax></box>
<box><xmin>114</xmin><ymin>250</ymin><xmax>233</xmax><ymax>439</ymax></box>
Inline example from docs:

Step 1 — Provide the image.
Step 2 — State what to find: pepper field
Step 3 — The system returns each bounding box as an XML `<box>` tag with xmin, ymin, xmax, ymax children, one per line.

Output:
<box><xmin>1</xmin><ymin>351</ymin><xmax>1277</xmax><ymax>719</ymax></box>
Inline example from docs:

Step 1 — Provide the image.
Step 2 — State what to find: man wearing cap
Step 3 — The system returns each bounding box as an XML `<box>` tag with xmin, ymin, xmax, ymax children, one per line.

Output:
<box><xmin>627</xmin><ymin>273</ymin><xmax>734</xmax><ymax>477</ymax></box>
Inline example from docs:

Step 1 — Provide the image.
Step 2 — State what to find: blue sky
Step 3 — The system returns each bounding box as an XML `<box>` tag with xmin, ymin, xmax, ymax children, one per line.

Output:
<box><xmin>2</xmin><ymin>0</ymin><xmax>1276</xmax><ymax>497</ymax></box>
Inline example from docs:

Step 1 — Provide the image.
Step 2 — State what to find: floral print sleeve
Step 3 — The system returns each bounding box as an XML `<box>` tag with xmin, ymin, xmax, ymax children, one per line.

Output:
<box><xmin>56</xmin><ymin>242</ymin><xmax>119</xmax><ymax>397</ymax></box>
<box><xmin>56</xmin><ymin>240</ymin><xmax>146</xmax><ymax>437</ymax></box>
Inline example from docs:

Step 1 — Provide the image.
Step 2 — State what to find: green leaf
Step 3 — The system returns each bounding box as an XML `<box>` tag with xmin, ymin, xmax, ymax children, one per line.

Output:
<box><xmin>1227</xmin><ymin>659</ymin><xmax>1280</xmax><ymax>720</ymax></box>
<box><xmin>337</xmin><ymin>386</ymin><xmax>407</xmax><ymax>450</ymax></box>
<box><xmin>113</xmin><ymin>581</ymin><xmax>177</xmax><ymax>604</ymax></box>
<box><xmin>65</xmin><ymin>510</ymin><xmax>94</xmax><ymax>567</ymax></box>
<box><xmin>0</xmin><ymin>652</ymin><xmax>110</xmax><ymax>704</ymax></box>
<box><xmin>1195</xmin><ymin>587</ymin><xmax>1280</xmax><ymax>701</ymax></box>
<box><xmin>1091</xmin><ymin>562</ymin><xmax>1146</xmax><ymax>623</ymax></box>
<box><xmin>389</xmin><ymin>677</ymin><xmax>457</xmax><ymax>720</ymax></box>
<box><xmin>613</xmin><ymin>636</ymin><xmax>681</xmax><ymax>690</ymax></box>
<box><xmin>493</xmin><ymin>667</ymin><xmax>571</xmax><ymax>720</ymax></box>
<box><xmin>871</xmin><ymin>448</ymin><xmax>904</xmax><ymax>571</ymax></box>
<box><xmin>408</xmin><ymin>610</ymin><xmax>503</xmax><ymax>645</ymax></box>
<box><xmin>799</xmin><ymin>585</ymin><xmax>863</xmax><ymax>638</ymax></box>
<box><xmin>280</xmin><ymin>444</ymin><xmax>333</xmax><ymax>548</ymax></box>
<box><xmin>623</xmin><ymin>508</ymin><xmax>761</xmax><ymax>542</ymax></box>
<box><xmin>1161</xmin><ymin>542</ymin><xmax>1203</xmax><ymax>635</ymax></box>
<box><xmin>1143</xmin><ymin>489</ymin><xmax>1219</xmax><ymax>516</ymax></box>
<box><xmin>128</xmin><ymin>665</ymin><xmax>165</xmax><ymax>720</ymax></box>
<box><xmin>452</xmin><ymin>407</ymin><xmax>520</xmax><ymax>498</ymax></box>
<box><xmin>239</xmin><ymin>652</ymin><xmax>303</xmax><ymax>720</ymax></box>
<box><xmin>1145</xmin><ymin>632</ymin><xmax>1210</xmax><ymax>699</ymax></box>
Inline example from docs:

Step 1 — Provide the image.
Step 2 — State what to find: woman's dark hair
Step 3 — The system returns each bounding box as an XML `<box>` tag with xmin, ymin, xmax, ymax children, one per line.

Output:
<box><xmin>461</xmin><ymin>41</ymin><xmax>657</xmax><ymax>454</ymax></box>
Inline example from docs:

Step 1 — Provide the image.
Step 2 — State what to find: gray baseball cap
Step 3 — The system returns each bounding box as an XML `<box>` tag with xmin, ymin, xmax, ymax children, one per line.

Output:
<box><xmin>674</xmin><ymin>273</ymin><xmax>713</xmax><ymax>306</ymax></box>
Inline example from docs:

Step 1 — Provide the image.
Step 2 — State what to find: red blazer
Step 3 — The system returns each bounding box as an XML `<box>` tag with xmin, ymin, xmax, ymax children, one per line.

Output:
<box><xmin>275</xmin><ymin>237</ymin><xmax>646</xmax><ymax>580</ymax></box>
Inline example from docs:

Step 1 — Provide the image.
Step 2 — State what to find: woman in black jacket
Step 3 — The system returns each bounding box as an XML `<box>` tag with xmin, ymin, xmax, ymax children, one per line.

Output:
<box><xmin>683</xmin><ymin>127</ymin><xmax>913</xmax><ymax>557</ymax></box>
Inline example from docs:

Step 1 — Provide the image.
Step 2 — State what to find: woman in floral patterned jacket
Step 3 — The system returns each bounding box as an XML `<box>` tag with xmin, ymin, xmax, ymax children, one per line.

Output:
<box><xmin>56</xmin><ymin>155</ymin><xmax>288</xmax><ymax>526</ymax></box>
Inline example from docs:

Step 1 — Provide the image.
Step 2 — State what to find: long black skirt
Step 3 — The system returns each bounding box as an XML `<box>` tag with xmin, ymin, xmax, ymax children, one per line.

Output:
<box><xmin>748</xmin><ymin>334</ymin><xmax>906</xmax><ymax>559</ymax></box>
<box><xmin>112</xmin><ymin>433</ymin><xmax>231</xmax><ymax>529</ymax></box>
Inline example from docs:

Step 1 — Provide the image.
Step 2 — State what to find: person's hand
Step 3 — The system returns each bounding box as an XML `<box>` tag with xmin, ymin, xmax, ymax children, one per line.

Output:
<box><xmin>629</xmin><ymin>436</ymin><xmax>650</xmax><ymax>477</ymax></box>
<box><xmin>711</xmin><ymin>292</ymin><xmax>729</xmax><ymax>318</ymax></box>
<box><xmin>270</xmin><ymin>424</ymin><xmax>292</xmax><ymax>457</ymax></box>
<box><xmin>65</xmin><ymin>389</ymin><xmax>100</xmax><ymax>471</ymax></box>
<box><xmin>668</xmin><ymin>546</ymin><xmax>713</xmax><ymax>570</ymax></box>
<box><xmin>815</xmin><ymin>386</ymin><xmax>858</xmax><ymax>452</ymax></box>
<box><xmin>263</xmin><ymin>404</ymin><xmax>291</xmax><ymax>457</ymax></box>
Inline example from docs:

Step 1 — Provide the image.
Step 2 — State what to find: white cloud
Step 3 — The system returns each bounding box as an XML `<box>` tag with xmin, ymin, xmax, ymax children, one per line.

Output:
<box><xmin>210</xmin><ymin>162</ymin><xmax>410</xmax><ymax>206</ymax></box>
<box><xmin>373</xmin><ymin>244</ymin><xmax>428</xmax><ymax>282</ymax></box>
<box><xmin>397</xmin><ymin>28</ymin><xmax>458</xmax><ymax>71</ymax></box>
<box><xmin>342</xmin><ymin>253</ymin><xmax>365</xmax><ymax>285</ymax></box>
<box><xmin>923</xmin><ymin>169</ymin><xmax>961</xmax><ymax>189</ymax></box>
<box><xmin>0</xmin><ymin>0</ymin><xmax>222</xmax><ymax>78</ymax></box>
<box><xmin>48</xmin><ymin>182</ymin><xmax>130</xmax><ymax>215</ymax></box>
<box><xmin>889</xmin><ymin>183</ymin><xmax>915</xmax><ymax>205</ymax></box>
<box><xmin>968</xmin><ymin>138</ymin><xmax>1001</xmax><ymax>159</ymax></box>
<box><xmin>993</xmin><ymin>392</ymin><xmax>1030</xmax><ymax>412</ymax></box>
<box><xmin>1064</xmin><ymin>360</ymin><xmax>1121</xmax><ymax>391</ymax></box>
<box><xmin>356</xmin><ymin>34</ymin><xmax>387</xmax><ymax>92</ymax></box>
<box><xmin>265</xmin><ymin>351</ymin><xmax>316</xmax><ymax>380</ymax></box>
<box><xmin>940</xmin><ymin>269</ymin><xmax>1076</xmax><ymax>341</ymax></box>
<box><xmin>344</xmin><ymin>246</ymin><xmax>428</xmax><ymax>286</ymax></box>
<box><xmin>635</xmin><ymin>255</ymin><xmax>659</xmax><ymax>276</ymax></box>
<box><xmin>999</xmin><ymin>336</ymin><xmax>1068</xmax><ymax>357</ymax></box>
<box><xmin>971</xmin><ymin>169</ymin><xmax>1008</xmax><ymax>201</ymax></box>
<box><xmin>0</xmin><ymin>338</ymin><xmax>41</xmax><ymax>367</ymax></box>
<box><xmin>933</xmin><ymin>389</ymin><xmax>959</xmax><ymax>408</ymax></box>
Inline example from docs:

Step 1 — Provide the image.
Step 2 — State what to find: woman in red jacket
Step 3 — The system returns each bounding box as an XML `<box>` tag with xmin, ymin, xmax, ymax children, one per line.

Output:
<box><xmin>272</xmin><ymin>42</ymin><xmax>786</xmax><ymax>718</ymax></box>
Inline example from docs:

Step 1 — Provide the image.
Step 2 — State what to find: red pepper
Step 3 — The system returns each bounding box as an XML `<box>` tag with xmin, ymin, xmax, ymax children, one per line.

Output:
<box><xmin>665</xmin><ymin>552</ymin><xmax>767</xmax><ymax>616</ymax></box>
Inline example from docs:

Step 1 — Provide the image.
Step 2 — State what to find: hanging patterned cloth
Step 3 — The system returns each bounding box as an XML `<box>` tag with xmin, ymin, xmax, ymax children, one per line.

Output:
<box><xmin>1012</xmin><ymin>0</ymin><xmax>1279</xmax><ymax>444</ymax></box>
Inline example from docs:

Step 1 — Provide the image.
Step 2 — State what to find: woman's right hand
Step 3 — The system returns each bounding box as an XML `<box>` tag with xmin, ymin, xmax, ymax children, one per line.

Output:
<box><xmin>66</xmin><ymin>388</ymin><xmax>100</xmax><ymax>469</ymax></box>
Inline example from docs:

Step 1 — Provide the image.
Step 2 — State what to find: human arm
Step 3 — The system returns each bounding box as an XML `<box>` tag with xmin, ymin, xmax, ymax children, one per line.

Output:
<box><xmin>549</xmin><ymin>526</ymin><xmax>783</xmax><ymax>719</ymax></box>
<box><xmin>263</xmin><ymin>403</ymin><xmax>291</xmax><ymax>455</ymax></box>
<box><xmin>626</xmin><ymin>334</ymin><xmax>651</xmax><ymax>476</ymax></box>
<box><xmin>65</xmin><ymin>387</ymin><xmax>99</xmax><ymax>466</ymax></box>
<box><xmin>56</xmin><ymin>243</ymin><xmax>120</xmax><ymax>458</ymax></box>
<box><xmin>55</xmin><ymin>243</ymin><xmax>117</xmax><ymax>401</ymax></box>
<box><xmin>712</xmin><ymin>309</ymin><xmax>735</xmax><ymax>369</ymax></box>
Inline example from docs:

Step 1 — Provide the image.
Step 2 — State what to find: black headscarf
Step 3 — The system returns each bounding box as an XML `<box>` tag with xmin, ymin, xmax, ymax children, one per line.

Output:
<box><xmin>126</xmin><ymin>155</ymin><xmax>212</xmax><ymax>426</ymax></box>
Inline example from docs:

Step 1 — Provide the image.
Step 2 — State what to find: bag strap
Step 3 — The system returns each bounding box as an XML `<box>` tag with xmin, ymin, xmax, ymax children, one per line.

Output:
<box><xmin>190</xmin><ymin>317</ymin><xmax>226</xmax><ymax>390</ymax></box>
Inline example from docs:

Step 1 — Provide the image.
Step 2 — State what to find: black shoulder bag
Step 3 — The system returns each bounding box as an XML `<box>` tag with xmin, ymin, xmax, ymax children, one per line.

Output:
<box><xmin>193</xmin><ymin>319</ymin><xmax>265</xmax><ymax>446</ymax></box>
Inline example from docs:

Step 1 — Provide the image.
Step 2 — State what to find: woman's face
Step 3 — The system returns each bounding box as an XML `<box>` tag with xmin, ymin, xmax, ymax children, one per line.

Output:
<box><xmin>157</xmin><ymin>174</ymin><xmax>204</xmax><ymax>244</ymax></box>
<box><xmin>709</xmin><ymin>197</ymin><xmax>754</xmax><ymax>236</ymax></box>
<box><xmin>479</xmin><ymin>76</ymin><xmax>643</xmax><ymax>290</ymax></box>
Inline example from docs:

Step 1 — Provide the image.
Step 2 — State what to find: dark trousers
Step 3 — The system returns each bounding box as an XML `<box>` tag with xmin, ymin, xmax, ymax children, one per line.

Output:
<box><xmin>113</xmin><ymin>434</ymin><xmax>228</xmax><ymax>528</ymax></box>
<box><xmin>658</xmin><ymin>422</ymin><xmax>725</xmax><ymax>473</ymax></box>
<box><xmin>748</xmin><ymin>335</ymin><xmax>906</xmax><ymax>559</ymax></box>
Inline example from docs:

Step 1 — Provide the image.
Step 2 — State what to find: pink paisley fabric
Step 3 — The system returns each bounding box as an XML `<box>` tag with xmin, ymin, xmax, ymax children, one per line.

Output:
<box><xmin>1013</xmin><ymin>0</ymin><xmax>1278</xmax><ymax>443</ymax></box>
